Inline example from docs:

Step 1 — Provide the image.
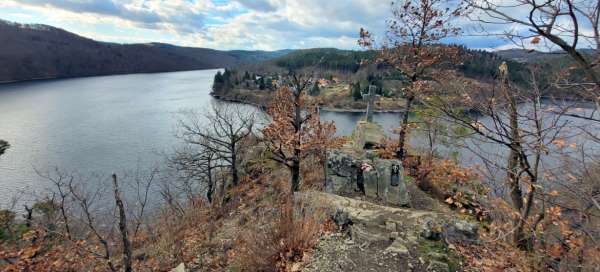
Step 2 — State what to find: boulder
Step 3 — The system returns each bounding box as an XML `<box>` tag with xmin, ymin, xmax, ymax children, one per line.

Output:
<box><xmin>362</xmin><ymin>161</ymin><xmax>379</xmax><ymax>198</ymax></box>
<box><xmin>420</xmin><ymin>218</ymin><xmax>443</xmax><ymax>241</ymax></box>
<box><xmin>374</xmin><ymin>158</ymin><xmax>410</xmax><ymax>206</ymax></box>
<box><xmin>444</xmin><ymin>220</ymin><xmax>479</xmax><ymax>243</ymax></box>
<box><xmin>325</xmin><ymin>151</ymin><xmax>410</xmax><ymax>207</ymax></box>
<box><xmin>352</xmin><ymin>121</ymin><xmax>386</xmax><ymax>149</ymax></box>
<box><xmin>421</xmin><ymin>218</ymin><xmax>479</xmax><ymax>244</ymax></box>
<box><xmin>385</xmin><ymin>239</ymin><xmax>410</xmax><ymax>255</ymax></box>
<box><xmin>326</xmin><ymin>151</ymin><xmax>360</xmax><ymax>195</ymax></box>
<box><xmin>333</xmin><ymin>208</ymin><xmax>352</xmax><ymax>229</ymax></box>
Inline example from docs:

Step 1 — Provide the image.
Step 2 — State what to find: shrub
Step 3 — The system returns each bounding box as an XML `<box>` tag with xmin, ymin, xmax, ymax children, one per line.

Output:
<box><xmin>236</xmin><ymin>199</ymin><xmax>322</xmax><ymax>271</ymax></box>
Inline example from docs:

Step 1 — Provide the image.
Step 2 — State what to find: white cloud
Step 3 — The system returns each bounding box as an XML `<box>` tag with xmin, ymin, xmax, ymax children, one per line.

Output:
<box><xmin>1</xmin><ymin>0</ymin><xmax>559</xmax><ymax>51</ymax></box>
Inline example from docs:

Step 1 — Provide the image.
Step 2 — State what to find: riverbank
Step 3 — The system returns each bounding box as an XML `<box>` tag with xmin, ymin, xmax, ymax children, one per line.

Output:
<box><xmin>0</xmin><ymin>68</ymin><xmax>218</xmax><ymax>86</ymax></box>
<box><xmin>211</xmin><ymin>89</ymin><xmax>410</xmax><ymax>113</ymax></box>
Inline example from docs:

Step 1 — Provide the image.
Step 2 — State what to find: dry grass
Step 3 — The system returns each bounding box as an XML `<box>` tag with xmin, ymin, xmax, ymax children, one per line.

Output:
<box><xmin>235</xmin><ymin>194</ymin><xmax>326</xmax><ymax>272</ymax></box>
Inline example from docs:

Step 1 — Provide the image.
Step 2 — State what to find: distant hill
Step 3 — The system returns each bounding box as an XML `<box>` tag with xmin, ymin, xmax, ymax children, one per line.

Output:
<box><xmin>252</xmin><ymin>47</ymin><xmax>529</xmax><ymax>85</ymax></box>
<box><xmin>0</xmin><ymin>19</ymin><xmax>291</xmax><ymax>83</ymax></box>
<box><xmin>495</xmin><ymin>48</ymin><xmax>596</xmax><ymax>63</ymax></box>
<box><xmin>271</xmin><ymin>48</ymin><xmax>375</xmax><ymax>72</ymax></box>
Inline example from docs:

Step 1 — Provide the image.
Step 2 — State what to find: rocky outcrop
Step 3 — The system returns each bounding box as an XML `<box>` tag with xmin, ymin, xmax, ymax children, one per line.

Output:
<box><xmin>326</xmin><ymin>151</ymin><xmax>410</xmax><ymax>207</ymax></box>
<box><xmin>299</xmin><ymin>192</ymin><xmax>477</xmax><ymax>272</ymax></box>
<box><xmin>352</xmin><ymin>121</ymin><xmax>386</xmax><ymax>149</ymax></box>
<box><xmin>325</xmin><ymin>150</ymin><xmax>361</xmax><ymax>195</ymax></box>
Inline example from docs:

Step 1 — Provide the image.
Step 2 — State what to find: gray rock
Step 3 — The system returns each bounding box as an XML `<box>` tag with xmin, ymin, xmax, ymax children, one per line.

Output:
<box><xmin>445</xmin><ymin>220</ymin><xmax>479</xmax><ymax>243</ymax></box>
<box><xmin>333</xmin><ymin>208</ymin><xmax>352</xmax><ymax>228</ymax></box>
<box><xmin>325</xmin><ymin>149</ymin><xmax>410</xmax><ymax>207</ymax></box>
<box><xmin>385</xmin><ymin>221</ymin><xmax>397</xmax><ymax>232</ymax></box>
<box><xmin>374</xmin><ymin>158</ymin><xmax>410</xmax><ymax>206</ymax></box>
<box><xmin>362</xmin><ymin>162</ymin><xmax>379</xmax><ymax>198</ymax></box>
<box><xmin>326</xmin><ymin>151</ymin><xmax>360</xmax><ymax>195</ymax></box>
<box><xmin>385</xmin><ymin>239</ymin><xmax>410</xmax><ymax>255</ymax></box>
<box><xmin>352</xmin><ymin>121</ymin><xmax>386</xmax><ymax>149</ymax></box>
<box><xmin>421</xmin><ymin>218</ymin><xmax>443</xmax><ymax>241</ymax></box>
<box><xmin>350</xmin><ymin>225</ymin><xmax>388</xmax><ymax>244</ymax></box>
<box><xmin>426</xmin><ymin>260</ymin><xmax>449</xmax><ymax>272</ymax></box>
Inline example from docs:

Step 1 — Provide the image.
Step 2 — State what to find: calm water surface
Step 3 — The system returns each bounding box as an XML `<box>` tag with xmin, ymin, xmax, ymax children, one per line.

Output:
<box><xmin>0</xmin><ymin>69</ymin><xmax>597</xmax><ymax>207</ymax></box>
<box><xmin>0</xmin><ymin>70</ymin><xmax>222</xmax><ymax>206</ymax></box>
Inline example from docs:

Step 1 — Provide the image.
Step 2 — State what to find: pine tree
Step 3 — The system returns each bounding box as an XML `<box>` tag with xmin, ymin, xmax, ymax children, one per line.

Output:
<box><xmin>375</xmin><ymin>80</ymin><xmax>383</xmax><ymax>95</ymax></box>
<box><xmin>309</xmin><ymin>83</ymin><xmax>321</xmax><ymax>96</ymax></box>
<box><xmin>213</xmin><ymin>71</ymin><xmax>224</xmax><ymax>93</ymax></box>
<box><xmin>351</xmin><ymin>82</ymin><xmax>362</xmax><ymax>101</ymax></box>
<box><xmin>258</xmin><ymin>77</ymin><xmax>266</xmax><ymax>90</ymax></box>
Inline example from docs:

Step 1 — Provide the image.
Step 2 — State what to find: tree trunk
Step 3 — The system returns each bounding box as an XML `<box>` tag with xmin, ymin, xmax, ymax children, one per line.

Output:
<box><xmin>112</xmin><ymin>174</ymin><xmax>132</xmax><ymax>272</ymax></box>
<box><xmin>207</xmin><ymin>163</ymin><xmax>213</xmax><ymax>203</ymax></box>
<box><xmin>231</xmin><ymin>148</ymin><xmax>238</xmax><ymax>186</ymax></box>
<box><xmin>23</xmin><ymin>205</ymin><xmax>33</xmax><ymax>228</ymax></box>
<box><xmin>499</xmin><ymin>63</ymin><xmax>527</xmax><ymax>247</ymax></box>
<box><xmin>397</xmin><ymin>95</ymin><xmax>415</xmax><ymax>160</ymax></box>
<box><xmin>506</xmin><ymin>93</ymin><xmax>526</xmax><ymax>246</ymax></box>
<box><xmin>291</xmin><ymin>155</ymin><xmax>301</xmax><ymax>192</ymax></box>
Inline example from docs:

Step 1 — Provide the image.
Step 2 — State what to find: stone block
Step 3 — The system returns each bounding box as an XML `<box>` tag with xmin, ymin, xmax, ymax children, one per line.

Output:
<box><xmin>374</xmin><ymin>159</ymin><xmax>410</xmax><ymax>206</ymax></box>
<box><xmin>326</xmin><ymin>150</ymin><xmax>360</xmax><ymax>195</ymax></box>
<box><xmin>352</xmin><ymin>121</ymin><xmax>386</xmax><ymax>150</ymax></box>
<box><xmin>362</xmin><ymin>162</ymin><xmax>378</xmax><ymax>198</ymax></box>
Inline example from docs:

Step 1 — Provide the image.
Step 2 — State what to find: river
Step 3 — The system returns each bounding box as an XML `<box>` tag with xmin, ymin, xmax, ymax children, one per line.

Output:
<box><xmin>0</xmin><ymin>69</ymin><xmax>597</xmax><ymax>207</ymax></box>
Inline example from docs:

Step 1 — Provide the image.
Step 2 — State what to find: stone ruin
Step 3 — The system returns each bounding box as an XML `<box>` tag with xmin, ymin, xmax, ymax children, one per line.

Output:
<box><xmin>325</xmin><ymin>86</ymin><xmax>410</xmax><ymax>207</ymax></box>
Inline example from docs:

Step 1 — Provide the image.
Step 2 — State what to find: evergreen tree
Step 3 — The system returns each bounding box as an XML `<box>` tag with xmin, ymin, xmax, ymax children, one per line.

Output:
<box><xmin>309</xmin><ymin>83</ymin><xmax>321</xmax><ymax>96</ymax></box>
<box><xmin>222</xmin><ymin>69</ymin><xmax>231</xmax><ymax>80</ymax></box>
<box><xmin>375</xmin><ymin>80</ymin><xmax>384</xmax><ymax>95</ymax></box>
<box><xmin>213</xmin><ymin>71</ymin><xmax>224</xmax><ymax>92</ymax></box>
<box><xmin>265</xmin><ymin>78</ymin><xmax>274</xmax><ymax>90</ymax></box>
<box><xmin>258</xmin><ymin>77</ymin><xmax>266</xmax><ymax>90</ymax></box>
<box><xmin>351</xmin><ymin>82</ymin><xmax>362</xmax><ymax>101</ymax></box>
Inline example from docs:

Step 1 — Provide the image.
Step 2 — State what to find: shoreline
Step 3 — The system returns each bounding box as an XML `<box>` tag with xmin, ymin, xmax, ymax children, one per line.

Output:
<box><xmin>211</xmin><ymin>93</ymin><xmax>409</xmax><ymax>113</ymax></box>
<box><xmin>211</xmin><ymin>94</ymin><xmax>268</xmax><ymax>110</ymax></box>
<box><xmin>0</xmin><ymin>68</ymin><xmax>223</xmax><ymax>86</ymax></box>
<box><xmin>320</xmin><ymin>107</ymin><xmax>405</xmax><ymax>113</ymax></box>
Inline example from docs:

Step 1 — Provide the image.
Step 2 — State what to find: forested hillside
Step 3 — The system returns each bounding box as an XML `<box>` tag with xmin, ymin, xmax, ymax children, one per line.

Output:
<box><xmin>246</xmin><ymin>47</ymin><xmax>530</xmax><ymax>85</ymax></box>
<box><xmin>0</xmin><ymin>19</ymin><xmax>290</xmax><ymax>83</ymax></box>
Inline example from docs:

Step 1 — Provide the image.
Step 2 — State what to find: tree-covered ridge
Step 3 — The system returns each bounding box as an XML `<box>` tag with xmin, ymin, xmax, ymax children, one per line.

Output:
<box><xmin>266</xmin><ymin>46</ymin><xmax>530</xmax><ymax>85</ymax></box>
<box><xmin>459</xmin><ymin>48</ymin><xmax>530</xmax><ymax>86</ymax></box>
<box><xmin>0</xmin><ymin>19</ymin><xmax>293</xmax><ymax>83</ymax></box>
<box><xmin>272</xmin><ymin>48</ymin><xmax>376</xmax><ymax>73</ymax></box>
<box><xmin>209</xmin><ymin>45</ymin><xmax>538</xmax><ymax>112</ymax></box>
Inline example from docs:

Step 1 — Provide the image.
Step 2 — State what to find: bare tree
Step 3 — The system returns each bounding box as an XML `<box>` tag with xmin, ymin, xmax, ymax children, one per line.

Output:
<box><xmin>112</xmin><ymin>174</ymin><xmax>132</xmax><ymax>272</ymax></box>
<box><xmin>67</xmin><ymin>178</ymin><xmax>117</xmax><ymax>271</ymax></box>
<box><xmin>466</xmin><ymin>0</ymin><xmax>600</xmax><ymax>95</ymax></box>
<box><xmin>169</xmin><ymin>142</ymin><xmax>222</xmax><ymax>203</ymax></box>
<box><xmin>178</xmin><ymin>102</ymin><xmax>257</xmax><ymax>189</ymax></box>
<box><xmin>431</xmin><ymin>62</ymin><xmax>569</xmax><ymax>248</ymax></box>
<box><xmin>128</xmin><ymin>167</ymin><xmax>158</xmax><ymax>236</ymax></box>
<box><xmin>359</xmin><ymin>0</ymin><xmax>465</xmax><ymax>160</ymax></box>
<box><xmin>36</xmin><ymin>168</ymin><xmax>74</xmax><ymax>239</ymax></box>
<box><xmin>263</xmin><ymin>74</ymin><xmax>313</xmax><ymax>192</ymax></box>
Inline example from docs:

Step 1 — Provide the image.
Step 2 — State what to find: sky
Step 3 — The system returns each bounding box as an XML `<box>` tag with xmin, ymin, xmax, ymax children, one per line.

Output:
<box><xmin>0</xmin><ymin>0</ymin><xmax>590</xmax><ymax>51</ymax></box>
